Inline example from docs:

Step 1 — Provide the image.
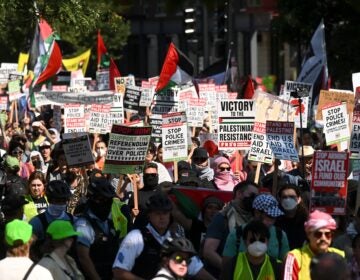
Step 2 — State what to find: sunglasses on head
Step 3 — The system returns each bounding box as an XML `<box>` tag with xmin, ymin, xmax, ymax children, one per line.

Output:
<box><xmin>219</xmin><ymin>167</ymin><xmax>231</xmax><ymax>171</ymax></box>
<box><xmin>249</xmin><ymin>237</ymin><xmax>266</xmax><ymax>243</ymax></box>
<box><xmin>313</xmin><ymin>230</ymin><xmax>333</xmax><ymax>239</ymax></box>
<box><xmin>172</xmin><ymin>255</ymin><xmax>192</xmax><ymax>265</ymax></box>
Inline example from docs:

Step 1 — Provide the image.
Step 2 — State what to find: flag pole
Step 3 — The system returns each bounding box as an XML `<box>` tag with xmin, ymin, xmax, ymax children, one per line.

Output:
<box><xmin>223</xmin><ymin>42</ymin><xmax>233</xmax><ymax>85</ymax></box>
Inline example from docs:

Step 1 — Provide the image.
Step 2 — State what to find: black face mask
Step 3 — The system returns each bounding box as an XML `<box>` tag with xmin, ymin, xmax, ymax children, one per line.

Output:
<box><xmin>143</xmin><ymin>173</ymin><xmax>159</xmax><ymax>189</ymax></box>
<box><xmin>242</xmin><ymin>193</ymin><xmax>256</xmax><ymax>212</ymax></box>
<box><xmin>89</xmin><ymin>199</ymin><xmax>112</xmax><ymax>220</ymax></box>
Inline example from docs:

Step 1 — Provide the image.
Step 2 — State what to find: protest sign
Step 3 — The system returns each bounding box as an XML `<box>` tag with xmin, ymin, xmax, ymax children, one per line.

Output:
<box><xmin>316</xmin><ymin>89</ymin><xmax>354</xmax><ymax>120</ymax></box>
<box><xmin>89</xmin><ymin>104</ymin><xmax>112</xmax><ymax>134</ymax></box>
<box><xmin>149</xmin><ymin>114</ymin><xmax>162</xmax><ymax>144</ymax></box>
<box><xmin>0</xmin><ymin>63</ymin><xmax>18</xmax><ymax>83</ymax></box>
<box><xmin>114</xmin><ymin>76</ymin><xmax>135</xmax><ymax>94</ymax></box>
<box><xmin>162</xmin><ymin>112</ymin><xmax>187</xmax><ymax>125</ymax></box>
<box><xmin>109</xmin><ymin>94</ymin><xmax>124</xmax><ymax>127</ymax></box>
<box><xmin>350</xmin><ymin>88</ymin><xmax>360</xmax><ymax>153</ymax></box>
<box><xmin>199</xmin><ymin>83</ymin><xmax>216</xmax><ymax>107</ymax></box>
<box><xmin>310</xmin><ymin>151</ymin><xmax>349</xmax><ymax>215</ymax></box>
<box><xmin>62</xmin><ymin>133</ymin><xmax>94</xmax><ymax>167</ymax></box>
<box><xmin>217</xmin><ymin>100</ymin><xmax>255</xmax><ymax>149</ymax></box>
<box><xmin>215</xmin><ymin>85</ymin><xmax>229</xmax><ymax>100</ymax></box>
<box><xmin>322</xmin><ymin>103</ymin><xmax>350</xmax><ymax>145</ymax></box>
<box><xmin>186</xmin><ymin>98</ymin><xmax>207</xmax><ymax>127</ymax></box>
<box><xmin>34</xmin><ymin>91</ymin><xmax>114</xmax><ymax>107</ymax></box>
<box><xmin>199</xmin><ymin>132</ymin><xmax>219</xmax><ymax>145</ymax></box>
<box><xmin>0</xmin><ymin>95</ymin><xmax>8</xmax><ymax>111</ymax></box>
<box><xmin>152</xmin><ymin>88</ymin><xmax>179</xmax><ymax>115</ymax></box>
<box><xmin>124</xmin><ymin>85</ymin><xmax>141</xmax><ymax>114</ymax></box>
<box><xmin>349</xmin><ymin>156</ymin><xmax>360</xmax><ymax>180</ymax></box>
<box><xmin>7</xmin><ymin>79</ymin><xmax>24</xmax><ymax>101</ymax></box>
<box><xmin>248</xmin><ymin>122</ymin><xmax>273</xmax><ymax>163</ymax></box>
<box><xmin>139</xmin><ymin>81</ymin><xmax>155</xmax><ymax>107</ymax></box>
<box><xmin>96</xmin><ymin>70</ymin><xmax>110</xmax><ymax>90</ymax></box>
<box><xmin>64</xmin><ymin>104</ymin><xmax>86</xmax><ymax>133</ymax></box>
<box><xmin>162</xmin><ymin>122</ymin><xmax>188</xmax><ymax>162</ymax></box>
<box><xmin>352</xmin><ymin>72</ymin><xmax>360</xmax><ymax>92</ymax></box>
<box><xmin>53</xmin><ymin>106</ymin><xmax>62</xmax><ymax>133</ymax></box>
<box><xmin>282</xmin><ymin>80</ymin><xmax>312</xmax><ymax>128</ymax></box>
<box><xmin>266</xmin><ymin>121</ymin><xmax>298</xmax><ymax>161</ymax></box>
<box><xmin>103</xmin><ymin>125</ymin><xmax>152</xmax><ymax>174</ymax></box>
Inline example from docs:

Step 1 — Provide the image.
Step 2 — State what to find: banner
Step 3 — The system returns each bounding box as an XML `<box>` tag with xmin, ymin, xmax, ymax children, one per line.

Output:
<box><xmin>124</xmin><ymin>85</ymin><xmax>141</xmax><ymax>113</ymax></box>
<box><xmin>266</xmin><ymin>121</ymin><xmax>298</xmax><ymax>161</ymax></box>
<box><xmin>310</xmin><ymin>151</ymin><xmax>349</xmax><ymax>215</ymax></box>
<box><xmin>34</xmin><ymin>91</ymin><xmax>114</xmax><ymax>106</ymax></box>
<box><xmin>103</xmin><ymin>125</ymin><xmax>152</xmax><ymax>174</ymax></box>
<box><xmin>322</xmin><ymin>103</ymin><xmax>350</xmax><ymax>145</ymax></box>
<box><xmin>217</xmin><ymin>100</ymin><xmax>255</xmax><ymax>149</ymax></box>
<box><xmin>88</xmin><ymin>104</ymin><xmax>112</xmax><ymax>134</ymax></box>
<box><xmin>64</xmin><ymin>104</ymin><xmax>86</xmax><ymax>133</ymax></box>
<box><xmin>62</xmin><ymin>133</ymin><xmax>94</xmax><ymax>167</ymax></box>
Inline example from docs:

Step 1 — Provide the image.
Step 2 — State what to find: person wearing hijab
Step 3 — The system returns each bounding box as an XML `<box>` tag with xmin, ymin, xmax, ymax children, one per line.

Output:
<box><xmin>48</xmin><ymin>128</ymin><xmax>61</xmax><ymax>144</ymax></box>
<box><xmin>30</xmin><ymin>151</ymin><xmax>48</xmax><ymax>175</ymax></box>
<box><xmin>212</xmin><ymin>156</ymin><xmax>240</xmax><ymax>191</ymax></box>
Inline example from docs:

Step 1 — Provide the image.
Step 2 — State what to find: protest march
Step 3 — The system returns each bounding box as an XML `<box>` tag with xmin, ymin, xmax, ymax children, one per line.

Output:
<box><xmin>0</xmin><ymin>12</ymin><xmax>357</xmax><ymax>280</ymax></box>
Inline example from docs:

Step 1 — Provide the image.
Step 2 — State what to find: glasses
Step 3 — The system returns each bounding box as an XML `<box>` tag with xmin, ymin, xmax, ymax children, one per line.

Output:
<box><xmin>219</xmin><ymin>167</ymin><xmax>231</xmax><ymax>171</ymax></box>
<box><xmin>313</xmin><ymin>231</ymin><xmax>333</xmax><ymax>239</ymax></box>
<box><xmin>172</xmin><ymin>255</ymin><xmax>192</xmax><ymax>265</ymax></box>
<box><xmin>249</xmin><ymin>237</ymin><xmax>266</xmax><ymax>243</ymax></box>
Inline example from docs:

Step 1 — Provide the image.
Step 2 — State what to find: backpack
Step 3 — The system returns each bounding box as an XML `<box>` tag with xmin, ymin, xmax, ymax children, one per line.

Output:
<box><xmin>235</xmin><ymin>224</ymin><xmax>283</xmax><ymax>258</ymax></box>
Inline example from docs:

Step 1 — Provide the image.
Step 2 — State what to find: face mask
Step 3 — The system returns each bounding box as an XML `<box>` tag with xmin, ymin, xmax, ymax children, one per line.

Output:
<box><xmin>96</xmin><ymin>149</ymin><xmax>106</xmax><ymax>157</ymax></box>
<box><xmin>89</xmin><ymin>199</ymin><xmax>112</xmax><ymax>220</ymax></box>
<box><xmin>242</xmin><ymin>193</ymin><xmax>256</xmax><ymax>212</ymax></box>
<box><xmin>143</xmin><ymin>173</ymin><xmax>159</xmax><ymax>189</ymax></box>
<box><xmin>195</xmin><ymin>164</ymin><xmax>208</xmax><ymax>171</ymax></box>
<box><xmin>247</xmin><ymin>241</ymin><xmax>267</xmax><ymax>257</ymax></box>
<box><xmin>281</xmin><ymin>198</ymin><xmax>298</xmax><ymax>211</ymax></box>
<box><xmin>47</xmin><ymin>204</ymin><xmax>67</xmax><ymax>216</ymax></box>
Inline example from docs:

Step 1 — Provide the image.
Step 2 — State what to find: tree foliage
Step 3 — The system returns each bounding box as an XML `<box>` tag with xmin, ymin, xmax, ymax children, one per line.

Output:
<box><xmin>0</xmin><ymin>0</ymin><xmax>131</xmax><ymax>65</ymax></box>
<box><xmin>273</xmin><ymin>0</ymin><xmax>360</xmax><ymax>88</ymax></box>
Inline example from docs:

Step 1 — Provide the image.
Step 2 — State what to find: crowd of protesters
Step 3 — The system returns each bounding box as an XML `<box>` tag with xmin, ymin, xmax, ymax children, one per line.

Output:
<box><xmin>0</xmin><ymin>104</ymin><xmax>356</xmax><ymax>280</ymax></box>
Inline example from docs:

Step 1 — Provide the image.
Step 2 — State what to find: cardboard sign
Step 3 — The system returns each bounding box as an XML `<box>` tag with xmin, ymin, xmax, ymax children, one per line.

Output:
<box><xmin>217</xmin><ymin>100</ymin><xmax>255</xmax><ymax>149</ymax></box>
<box><xmin>266</xmin><ymin>121</ymin><xmax>298</xmax><ymax>162</ymax></box>
<box><xmin>103</xmin><ymin>125</ymin><xmax>152</xmax><ymax>174</ymax></box>
<box><xmin>322</xmin><ymin>103</ymin><xmax>350</xmax><ymax>145</ymax></box>
<box><xmin>96</xmin><ymin>70</ymin><xmax>110</xmax><ymax>90</ymax></box>
<box><xmin>89</xmin><ymin>104</ymin><xmax>112</xmax><ymax>134</ymax></box>
<box><xmin>123</xmin><ymin>85</ymin><xmax>141</xmax><ymax>113</ymax></box>
<box><xmin>62</xmin><ymin>133</ymin><xmax>94</xmax><ymax>167</ymax></box>
<box><xmin>316</xmin><ymin>89</ymin><xmax>354</xmax><ymax>120</ymax></box>
<box><xmin>310</xmin><ymin>151</ymin><xmax>349</xmax><ymax>215</ymax></box>
<box><xmin>162</xmin><ymin>122</ymin><xmax>188</xmax><ymax>162</ymax></box>
<box><xmin>64</xmin><ymin>104</ymin><xmax>86</xmax><ymax>133</ymax></box>
<box><xmin>248</xmin><ymin>122</ymin><xmax>273</xmax><ymax>164</ymax></box>
<box><xmin>114</xmin><ymin>76</ymin><xmax>135</xmax><ymax>94</ymax></box>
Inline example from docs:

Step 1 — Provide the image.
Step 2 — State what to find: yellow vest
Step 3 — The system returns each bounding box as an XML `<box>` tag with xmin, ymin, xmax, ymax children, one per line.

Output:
<box><xmin>23</xmin><ymin>195</ymin><xmax>48</xmax><ymax>221</ymax></box>
<box><xmin>233</xmin><ymin>253</ymin><xmax>276</xmax><ymax>280</ymax></box>
<box><xmin>111</xmin><ymin>198</ymin><xmax>128</xmax><ymax>238</ymax></box>
<box><xmin>288</xmin><ymin>244</ymin><xmax>345</xmax><ymax>280</ymax></box>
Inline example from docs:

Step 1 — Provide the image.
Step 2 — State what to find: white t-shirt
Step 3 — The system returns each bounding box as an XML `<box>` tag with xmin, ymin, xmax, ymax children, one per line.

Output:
<box><xmin>113</xmin><ymin>224</ymin><xmax>203</xmax><ymax>276</ymax></box>
<box><xmin>0</xmin><ymin>257</ymin><xmax>54</xmax><ymax>280</ymax></box>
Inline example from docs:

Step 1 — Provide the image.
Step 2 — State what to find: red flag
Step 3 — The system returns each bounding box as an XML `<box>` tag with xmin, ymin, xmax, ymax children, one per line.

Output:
<box><xmin>97</xmin><ymin>30</ymin><xmax>108</xmax><ymax>67</ymax></box>
<box><xmin>243</xmin><ymin>75</ymin><xmax>255</xmax><ymax>99</ymax></box>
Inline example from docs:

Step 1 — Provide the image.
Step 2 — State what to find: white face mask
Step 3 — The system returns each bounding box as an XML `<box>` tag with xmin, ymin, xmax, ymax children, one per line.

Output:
<box><xmin>247</xmin><ymin>241</ymin><xmax>267</xmax><ymax>257</ymax></box>
<box><xmin>47</xmin><ymin>204</ymin><xmax>67</xmax><ymax>216</ymax></box>
<box><xmin>281</xmin><ymin>198</ymin><xmax>298</xmax><ymax>211</ymax></box>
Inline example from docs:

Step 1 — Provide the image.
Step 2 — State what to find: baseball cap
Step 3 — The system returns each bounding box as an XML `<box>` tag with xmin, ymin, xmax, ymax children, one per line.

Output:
<box><xmin>39</xmin><ymin>141</ymin><xmax>51</xmax><ymax>148</ymax></box>
<box><xmin>32</xmin><ymin>121</ymin><xmax>41</xmax><ymax>127</ymax></box>
<box><xmin>252</xmin><ymin>193</ymin><xmax>284</xmax><ymax>217</ymax></box>
<box><xmin>191</xmin><ymin>147</ymin><xmax>209</xmax><ymax>161</ymax></box>
<box><xmin>2</xmin><ymin>194</ymin><xmax>28</xmax><ymax>215</ymax></box>
<box><xmin>5</xmin><ymin>219</ymin><xmax>33</xmax><ymax>246</ymax></box>
<box><xmin>47</xmin><ymin>220</ymin><xmax>81</xmax><ymax>240</ymax></box>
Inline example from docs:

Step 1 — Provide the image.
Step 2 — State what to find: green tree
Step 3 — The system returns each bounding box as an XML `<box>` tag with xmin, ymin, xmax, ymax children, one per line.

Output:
<box><xmin>273</xmin><ymin>0</ymin><xmax>360</xmax><ymax>89</ymax></box>
<box><xmin>0</xmin><ymin>0</ymin><xmax>130</xmax><ymax>72</ymax></box>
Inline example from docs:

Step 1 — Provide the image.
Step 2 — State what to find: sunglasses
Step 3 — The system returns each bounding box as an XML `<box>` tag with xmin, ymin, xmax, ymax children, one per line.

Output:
<box><xmin>249</xmin><ymin>237</ymin><xmax>266</xmax><ymax>243</ymax></box>
<box><xmin>172</xmin><ymin>255</ymin><xmax>192</xmax><ymax>265</ymax></box>
<box><xmin>219</xmin><ymin>167</ymin><xmax>231</xmax><ymax>171</ymax></box>
<box><xmin>12</xmin><ymin>150</ymin><xmax>23</xmax><ymax>156</ymax></box>
<box><xmin>313</xmin><ymin>231</ymin><xmax>333</xmax><ymax>239</ymax></box>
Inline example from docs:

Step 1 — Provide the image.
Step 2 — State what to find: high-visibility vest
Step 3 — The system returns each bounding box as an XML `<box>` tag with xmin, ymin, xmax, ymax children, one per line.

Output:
<box><xmin>233</xmin><ymin>252</ymin><xmax>276</xmax><ymax>280</ymax></box>
<box><xmin>23</xmin><ymin>195</ymin><xmax>48</xmax><ymax>221</ymax></box>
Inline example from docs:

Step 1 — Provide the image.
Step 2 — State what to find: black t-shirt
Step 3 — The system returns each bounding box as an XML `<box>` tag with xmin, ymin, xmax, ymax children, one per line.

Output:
<box><xmin>32</xmin><ymin>196</ymin><xmax>48</xmax><ymax>214</ymax></box>
<box><xmin>187</xmin><ymin>218</ymin><xmax>206</xmax><ymax>252</ymax></box>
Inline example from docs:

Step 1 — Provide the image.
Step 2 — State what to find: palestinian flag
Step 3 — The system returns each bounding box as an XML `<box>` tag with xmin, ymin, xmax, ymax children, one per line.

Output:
<box><xmin>97</xmin><ymin>30</ymin><xmax>121</xmax><ymax>90</ymax></box>
<box><xmin>155</xmin><ymin>43</ymin><xmax>194</xmax><ymax>93</ymax></box>
<box><xmin>242</xmin><ymin>75</ymin><xmax>255</xmax><ymax>99</ymax></box>
<box><xmin>31</xmin><ymin>19</ymin><xmax>62</xmax><ymax>87</ymax></box>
